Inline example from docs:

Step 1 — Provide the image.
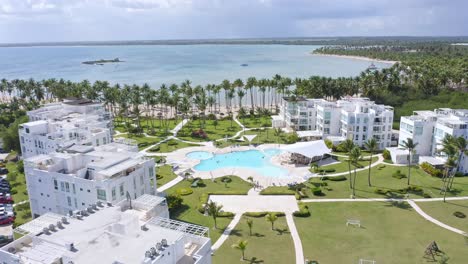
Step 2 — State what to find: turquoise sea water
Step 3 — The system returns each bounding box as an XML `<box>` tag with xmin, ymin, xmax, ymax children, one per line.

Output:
<box><xmin>0</xmin><ymin>45</ymin><xmax>390</xmax><ymax>87</ymax></box>
<box><xmin>188</xmin><ymin>149</ymin><xmax>288</xmax><ymax>177</ymax></box>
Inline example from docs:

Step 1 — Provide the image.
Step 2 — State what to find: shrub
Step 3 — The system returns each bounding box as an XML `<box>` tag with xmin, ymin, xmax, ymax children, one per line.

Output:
<box><xmin>220</xmin><ymin>176</ymin><xmax>232</xmax><ymax>183</ymax></box>
<box><xmin>244</xmin><ymin>212</ymin><xmax>285</xmax><ymax>217</ymax></box>
<box><xmin>453</xmin><ymin>211</ymin><xmax>466</xmax><ymax>218</ymax></box>
<box><xmin>423</xmin><ymin>193</ymin><xmax>432</xmax><ymax>198</ymax></box>
<box><xmin>10</xmin><ymin>188</ymin><xmax>18</xmax><ymax>195</ymax></box>
<box><xmin>167</xmin><ymin>140</ymin><xmax>178</xmax><ymax>146</ymax></box>
<box><xmin>374</xmin><ymin>188</ymin><xmax>388</xmax><ymax>195</ymax></box>
<box><xmin>382</xmin><ymin>149</ymin><xmax>391</xmax><ymax>160</ymax></box>
<box><xmin>392</xmin><ymin>170</ymin><xmax>406</xmax><ymax>179</ymax></box>
<box><xmin>324</xmin><ymin>169</ymin><xmax>336</xmax><ymax>173</ymax></box>
<box><xmin>260</xmin><ymin>188</ymin><xmax>295</xmax><ymax>195</ymax></box>
<box><xmin>324</xmin><ymin>139</ymin><xmax>334</xmax><ymax>149</ymax></box>
<box><xmin>167</xmin><ymin>194</ymin><xmax>183</xmax><ymax>211</ymax></box>
<box><xmin>218</xmin><ymin>211</ymin><xmax>235</xmax><ymax>218</ymax></box>
<box><xmin>322</xmin><ymin>175</ymin><xmax>347</xmax><ymax>181</ymax></box>
<box><xmin>311</xmin><ymin>187</ymin><xmax>323</xmax><ymax>196</ymax></box>
<box><xmin>191</xmin><ymin>129</ymin><xmax>207</xmax><ymax>139</ymax></box>
<box><xmin>156</xmin><ymin>174</ymin><xmax>163</xmax><ymax>179</ymax></box>
<box><xmin>175</xmin><ymin>188</ymin><xmax>193</xmax><ymax>196</ymax></box>
<box><xmin>420</xmin><ymin>162</ymin><xmax>443</xmax><ymax>178</ymax></box>
<box><xmin>286</xmin><ymin>132</ymin><xmax>299</xmax><ymax>144</ymax></box>
<box><xmin>293</xmin><ymin>203</ymin><xmax>310</xmax><ymax>217</ymax></box>
<box><xmin>7</xmin><ymin>172</ymin><xmax>17</xmax><ymax>182</ymax></box>
<box><xmin>148</xmin><ymin>146</ymin><xmax>160</xmax><ymax>152</ymax></box>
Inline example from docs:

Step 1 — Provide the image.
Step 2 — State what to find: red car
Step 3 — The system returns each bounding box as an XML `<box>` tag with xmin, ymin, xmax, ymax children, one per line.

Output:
<box><xmin>0</xmin><ymin>195</ymin><xmax>13</xmax><ymax>204</ymax></box>
<box><xmin>0</xmin><ymin>216</ymin><xmax>14</xmax><ymax>225</ymax></box>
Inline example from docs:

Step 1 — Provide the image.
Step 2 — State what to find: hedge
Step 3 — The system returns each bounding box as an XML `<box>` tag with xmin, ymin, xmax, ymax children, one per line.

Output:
<box><xmin>175</xmin><ymin>188</ymin><xmax>193</xmax><ymax>196</ymax></box>
<box><xmin>244</xmin><ymin>212</ymin><xmax>286</xmax><ymax>217</ymax></box>
<box><xmin>259</xmin><ymin>188</ymin><xmax>296</xmax><ymax>195</ymax></box>
<box><xmin>311</xmin><ymin>187</ymin><xmax>323</xmax><ymax>196</ymax></box>
<box><xmin>321</xmin><ymin>175</ymin><xmax>347</xmax><ymax>181</ymax></box>
<box><xmin>392</xmin><ymin>170</ymin><xmax>406</xmax><ymax>179</ymax></box>
<box><xmin>420</xmin><ymin>162</ymin><xmax>443</xmax><ymax>178</ymax></box>
<box><xmin>293</xmin><ymin>202</ymin><xmax>310</xmax><ymax>217</ymax></box>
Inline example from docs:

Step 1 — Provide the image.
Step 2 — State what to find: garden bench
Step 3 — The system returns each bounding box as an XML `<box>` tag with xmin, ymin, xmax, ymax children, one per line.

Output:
<box><xmin>346</xmin><ymin>219</ymin><xmax>361</xmax><ymax>227</ymax></box>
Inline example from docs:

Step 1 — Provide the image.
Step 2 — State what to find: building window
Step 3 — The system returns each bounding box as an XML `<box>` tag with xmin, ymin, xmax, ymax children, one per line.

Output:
<box><xmin>72</xmin><ymin>184</ymin><xmax>76</xmax><ymax>194</ymax></box>
<box><xmin>112</xmin><ymin>187</ymin><xmax>116</xmax><ymax>200</ymax></box>
<box><xmin>65</xmin><ymin>182</ymin><xmax>70</xmax><ymax>193</ymax></box>
<box><xmin>363</xmin><ymin>126</ymin><xmax>367</xmax><ymax>132</ymax></box>
<box><xmin>120</xmin><ymin>184</ymin><xmax>125</xmax><ymax>196</ymax></box>
<box><xmin>26</xmin><ymin>128</ymin><xmax>30</xmax><ymax>133</ymax></box>
<box><xmin>60</xmin><ymin>182</ymin><xmax>65</xmax><ymax>192</ymax></box>
<box><xmin>149</xmin><ymin>167</ymin><xmax>154</xmax><ymax>177</ymax></box>
<box><xmin>97</xmin><ymin>189</ymin><xmax>107</xmax><ymax>200</ymax></box>
<box><xmin>67</xmin><ymin>197</ymin><xmax>72</xmax><ymax>207</ymax></box>
<box><xmin>74</xmin><ymin>198</ymin><xmax>78</xmax><ymax>208</ymax></box>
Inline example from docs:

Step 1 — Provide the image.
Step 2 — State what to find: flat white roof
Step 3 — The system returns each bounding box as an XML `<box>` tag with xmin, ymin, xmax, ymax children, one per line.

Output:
<box><xmin>419</xmin><ymin>156</ymin><xmax>446</xmax><ymax>166</ymax></box>
<box><xmin>296</xmin><ymin>130</ymin><xmax>322</xmax><ymax>138</ymax></box>
<box><xmin>282</xmin><ymin>140</ymin><xmax>331</xmax><ymax>158</ymax></box>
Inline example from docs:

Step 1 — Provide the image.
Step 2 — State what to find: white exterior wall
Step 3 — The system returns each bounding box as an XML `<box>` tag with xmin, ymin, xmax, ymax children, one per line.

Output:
<box><xmin>25</xmin><ymin>152</ymin><xmax>156</xmax><ymax>217</ymax></box>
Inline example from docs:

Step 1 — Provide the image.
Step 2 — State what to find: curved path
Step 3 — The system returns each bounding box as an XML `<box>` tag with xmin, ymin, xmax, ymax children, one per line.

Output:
<box><xmin>286</xmin><ymin>213</ymin><xmax>305</xmax><ymax>264</ymax></box>
<box><xmin>157</xmin><ymin>176</ymin><xmax>184</xmax><ymax>192</ymax></box>
<box><xmin>312</xmin><ymin>154</ymin><xmax>384</xmax><ymax>178</ymax></box>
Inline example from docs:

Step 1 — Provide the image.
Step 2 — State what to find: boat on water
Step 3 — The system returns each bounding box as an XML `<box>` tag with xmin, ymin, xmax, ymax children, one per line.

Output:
<box><xmin>240</xmin><ymin>63</ymin><xmax>248</xmax><ymax>67</ymax></box>
<box><xmin>367</xmin><ymin>63</ymin><xmax>378</xmax><ymax>71</ymax></box>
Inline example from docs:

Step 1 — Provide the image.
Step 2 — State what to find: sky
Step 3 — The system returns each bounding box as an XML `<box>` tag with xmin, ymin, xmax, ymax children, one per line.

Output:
<box><xmin>0</xmin><ymin>0</ymin><xmax>466</xmax><ymax>43</ymax></box>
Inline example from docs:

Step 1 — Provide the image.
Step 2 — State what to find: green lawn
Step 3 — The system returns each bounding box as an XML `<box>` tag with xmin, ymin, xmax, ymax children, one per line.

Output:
<box><xmin>114</xmin><ymin>134</ymin><xmax>161</xmax><ymax>150</ymax></box>
<box><xmin>212</xmin><ymin>215</ymin><xmax>295</xmax><ymax>264</ymax></box>
<box><xmin>148</xmin><ymin>139</ymin><xmax>200</xmax><ymax>153</ymax></box>
<box><xmin>416</xmin><ymin>201</ymin><xmax>468</xmax><ymax>232</ymax></box>
<box><xmin>156</xmin><ymin>165</ymin><xmax>178</xmax><ymax>187</ymax></box>
<box><xmin>5</xmin><ymin>162</ymin><xmax>28</xmax><ymax>203</ymax></box>
<box><xmin>166</xmin><ymin>176</ymin><xmax>252</xmax><ymax>242</ymax></box>
<box><xmin>261</xmin><ymin>165</ymin><xmax>468</xmax><ymax>200</ymax></box>
<box><xmin>295</xmin><ymin>202</ymin><xmax>468</xmax><ymax>263</ymax></box>
<box><xmin>216</xmin><ymin>128</ymin><xmax>292</xmax><ymax>148</ymax></box>
<box><xmin>177</xmin><ymin>118</ymin><xmax>241</xmax><ymax>142</ymax></box>
<box><xmin>114</xmin><ymin>117</ymin><xmax>179</xmax><ymax>137</ymax></box>
<box><xmin>314</xmin><ymin>156</ymin><xmax>379</xmax><ymax>174</ymax></box>
<box><xmin>331</xmin><ymin>150</ymin><xmax>375</xmax><ymax>157</ymax></box>
<box><xmin>238</xmin><ymin>115</ymin><xmax>272</xmax><ymax>128</ymax></box>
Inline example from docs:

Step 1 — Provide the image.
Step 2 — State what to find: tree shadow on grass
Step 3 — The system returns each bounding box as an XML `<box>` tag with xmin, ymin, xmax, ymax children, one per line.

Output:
<box><xmin>229</xmin><ymin>228</ymin><xmax>243</xmax><ymax>237</ymax></box>
<box><xmin>252</xmin><ymin>233</ymin><xmax>265</xmax><ymax>238</ymax></box>
<box><xmin>384</xmin><ymin>201</ymin><xmax>412</xmax><ymax>210</ymax></box>
<box><xmin>246</xmin><ymin>257</ymin><xmax>264</xmax><ymax>263</ymax></box>
<box><xmin>169</xmin><ymin>204</ymin><xmax>190</xmax><ymax>219</ymax></box>
<box><xmin>275</xmin><ymin>227</ymin><xmax>290</xmax><ymax>235</ymax></box>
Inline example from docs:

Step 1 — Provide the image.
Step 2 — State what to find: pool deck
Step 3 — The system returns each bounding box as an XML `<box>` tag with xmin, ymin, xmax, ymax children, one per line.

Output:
<box><xmin>159</xmin><ymin>144</ymin><xmax>313</xmax><ymax>187</ymax></box>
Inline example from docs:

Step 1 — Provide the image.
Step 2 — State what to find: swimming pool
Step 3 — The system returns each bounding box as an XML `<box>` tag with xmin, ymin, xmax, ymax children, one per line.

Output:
<box><xmin>186</xmin><ymin>149</ymin><xmax>288</xmax><ymax>177</ymax></box>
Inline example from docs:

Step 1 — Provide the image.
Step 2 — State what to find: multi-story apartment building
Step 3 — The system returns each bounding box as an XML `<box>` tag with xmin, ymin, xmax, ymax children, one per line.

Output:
<box><xmin>0</xmin><ymin>195</ymin><xmax>212</xmax><ymax>264</ymax></box>
<box><xmin>19</xmin><ymin>98</ymin><xmax>113</xmax><ymax>158</ymax></box>
<box><xmin>272</xmin><ymin>96</ymin><xmax>394</xmax><ymax>150</ymax></box>
<box><xmin>391</xmin><ymin>108</ymin><xmax>467</xmax><ymax>173</ymax></box>
<box><xmin>24</xmin><ymin>141</ymin><xmax>157</xmax><ymax>217</ymax></box>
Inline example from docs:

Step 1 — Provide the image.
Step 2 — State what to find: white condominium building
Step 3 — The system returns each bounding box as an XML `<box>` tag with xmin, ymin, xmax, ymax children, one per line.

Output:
<box><xmin>394</xmin><ymin>108</ymin><xmax>467</xmax><ymax>173</ymax></box>
<box><xmin>24</xmin><ymin>142</ymin><xmax>157</xmax><ymax>218</ymax></box>
<box><xmin>19</xmin><ymin>98</ymin><xmax>113</xmax><ymax>158</ymax></box>
<box><xmin>0</xmin><ymin>195</ymin><xmax>212</xmax><ymax>264</ymax></box>
<box><xmin>272</xmin><ymin>96</ymin><xmax>394</xmax><ymax>150</ymax></box>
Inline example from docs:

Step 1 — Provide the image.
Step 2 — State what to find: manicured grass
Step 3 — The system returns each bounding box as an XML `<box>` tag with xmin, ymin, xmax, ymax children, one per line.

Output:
<box><xmin>314</xmin><ymin>156</ymin><xmax>379</xmax><ymax>174</ymax></box>
<box><xmin>177</xmin><ymin>118</ymin><xmax>241</xmax><ymax>142</ymax></box>
<box><xmin>166</xmin><ymin>176</ymin><xmax>252</xmax><ymax>242</ymax></box>
<box><xmin>13</xmin><ymin>202</ymin><xmax>32</xmax><ymax>227</ymax></box>
<box><xmin>416</xmin><ymin>201</ymin><xmax>468</xmax><ymax>232</ymax></box>
<box><xmin>238</xmin><ymin>115</ymin><xmax>272</xmax><ymax>128</ymax></box>
<box><xmin>156</xmin><ymin>165</ymin><xmax>178</xmax><ymax>187</ymax></box>
<box><xmin>5</xmin><ymin>162</ymin><xmax>28</xmax><ymax>203</ymax></box>
<box><xmin>114</xmin><ymin>134</ymin><xmax>161</xmax><ymax>150</ymax></box>
<box><xmin>212</xmin><ymin>215</ymin><xmax>295</xmax><ymax>264</ymax></box>
<box><xmin>114</xmin><ymin>117</ymin><xmax>179</xmax><ymax>137</ymax></box>
<box><xmin>260</xmin><ymin>166</ymin><xmax>468</xmax><ymax>200</ymax></box>
<box><xmin>216</xmin><ymin>128</ymin><xmax>292</xmax><ymax>148</ymax></box>
<box><xmin>295</xmin><ymin>202</ymin><xmax>468</xmax><ymax>263</ymax></box>
<box><xmin>148</xmin><ymin>139</ymin><xmax>200</xmax><ymax>153</ymax></box>
<box><xmin>331</xmin><ymin>150</ymin><xmax>375</xmax><ymax>157</ymax></box>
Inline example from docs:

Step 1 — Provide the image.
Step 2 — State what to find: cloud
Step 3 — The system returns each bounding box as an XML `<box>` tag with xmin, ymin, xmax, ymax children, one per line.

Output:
<box><xmin>0</xmin><ymin>0</ymin><xmax>466</xmax><ymax>43</ymax></box>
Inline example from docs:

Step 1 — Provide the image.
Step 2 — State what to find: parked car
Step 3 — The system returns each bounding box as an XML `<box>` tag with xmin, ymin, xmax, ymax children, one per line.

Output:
<box><xmin>0</xmin><ymin>209</ymin><xmax>13</xmax><ymax>217</ymax></box>
<box><xmin>0</xmin><ymin>194</ymin><xmax>13</xmax><ymax>204</ymax></box>
<box><xmin>0</xmin><ymin>216</ymin><xmax>14</xmax><ymax>225</ymax></box>
<box><xmin>0</xmin><ymin>168</ymin><xmax>8</xmax><ymax>175</ymax></box>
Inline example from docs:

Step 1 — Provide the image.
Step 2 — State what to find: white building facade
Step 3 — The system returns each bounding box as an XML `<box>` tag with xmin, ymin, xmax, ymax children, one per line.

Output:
<box><xmin>390</xmin><ymin>108</ymin><xmax>468</xmax><ymax>174</ymax></box>
<box><xmin>24</xmin><ymin>142</ymin><xmax>157</xmax><ymax>217</ymax></box>
<box><xmin>0</xmin><ymin>195</ymin><xmax>212</xmax><ymax>264</ymax></box>
<box><xmin>272</xmin><ymin>97</ymin><xmax>394</xmax><ymax>150</ymax></box>
<box><xmin>19</xmin><ymin>99</ymin><xmax>113</xmax><ymax>158</ymax></box>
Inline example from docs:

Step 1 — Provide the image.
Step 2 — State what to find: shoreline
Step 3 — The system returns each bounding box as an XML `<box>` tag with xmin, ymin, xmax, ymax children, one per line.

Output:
<box><xmin>311</xmin><ymin>53</ymin><xmax>398</xmax><ymax>65</ymax></box>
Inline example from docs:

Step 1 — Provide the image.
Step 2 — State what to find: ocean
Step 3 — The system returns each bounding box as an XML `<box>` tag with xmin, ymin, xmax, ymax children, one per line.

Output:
<box><xmin>0</xmin><ymin>45</ymin><xmax>390</xmax><ymax>87</ymax></box>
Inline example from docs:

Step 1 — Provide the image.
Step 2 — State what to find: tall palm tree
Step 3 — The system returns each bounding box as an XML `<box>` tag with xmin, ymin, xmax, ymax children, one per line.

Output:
<box><xmin>402</xmin><ymin>138</ymin><xmax>418</xmax><ymax>185</ymax></box>
<box><xmin>442</xmin><ymin>157</ymin><xmax>457</xmax><ymax>202</ymax></box>
<box><xmin>450</xmin><ymin>136</ymin><xmax>467</xmax><ymax>189</ymax></box>
<box><xmin>231</xmin><ymin>240</ymin><xmax>248</xmax><ymax>261</ymax></box>
<box><xmin>342</xmin><ymin>139</ymin><xmax>355</xmax><ymax>189</ymax></box>
<box><xmin>364</xmin><ymin>138</ymin><xmax>378</xmax><ymax>186</ymax></box>
<box><xmin>207</xmin><ymin>200</ymin><xmax>223</xmax><ymax>229</ymax></box>
<box><xmin>350</xmin><ymin>147</ymin><xmax>362</xmax><ymax>197</ymax></box>
<box><xmin>265</xmin><ymin>212</ymin><xmax>278</xmax><ymax>230</ymax></box>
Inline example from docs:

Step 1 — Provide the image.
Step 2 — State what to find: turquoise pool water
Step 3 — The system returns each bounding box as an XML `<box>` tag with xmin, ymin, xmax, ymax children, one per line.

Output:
<box><xmin>187</xmin><ymin>149</ymin><xmax>288</xmax><ymax>177</ymax></box>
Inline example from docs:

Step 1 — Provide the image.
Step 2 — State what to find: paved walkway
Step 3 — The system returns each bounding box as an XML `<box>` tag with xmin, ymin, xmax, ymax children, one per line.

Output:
<box><xmin>170</xmin><ymin>119</ymin><xmax>189</xmax><ymax>136</ymax></box>
<box><xmin>211</xmin><ymin>214</ymin><xmax>242</xmax><ymax>251</ymax></box>
<box><xmin>301</xmin><ymin>196</ymin><xmax>468</xmax><ymax>203</ymax></box>
<box><xmin>408</xmin><ymin>200</ymin><xmax>467</xmax><ymax>236</ymax></box>
<box><xmin>209</xmin><ymin>195</ymin><xmax>298</xmax><ymax>213</ymax></box>
<box><xmin>286</xmin><ymin>214</ymin><xmax>305</xmax><ymax>264</ymax></box>
<box><xmin>157</xmin><ymin>176</ymin><xmax>184</xmax><ymax>192</ymax></box>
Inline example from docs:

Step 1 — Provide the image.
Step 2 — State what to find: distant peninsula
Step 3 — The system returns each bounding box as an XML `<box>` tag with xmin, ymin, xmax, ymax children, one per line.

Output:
<box><xmin>82</xmin><ymin>58</ymin><xmax>122</xmax><ymax>65</ymax></box>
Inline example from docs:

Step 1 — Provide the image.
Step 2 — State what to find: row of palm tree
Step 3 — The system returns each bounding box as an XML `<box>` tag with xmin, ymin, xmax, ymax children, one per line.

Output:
<box><xmin>440</xmin><ymin>135</ymin><xmax>467</xmax><ymax>202</ymax></box>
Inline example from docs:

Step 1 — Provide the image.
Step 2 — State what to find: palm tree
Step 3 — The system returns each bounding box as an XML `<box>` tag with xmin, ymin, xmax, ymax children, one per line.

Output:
<box><xmin>350</xmin><ymin>147</ymin><xmax>362</xmax><ymax>197</ymax></box>
<box><xmin>364</xmin><ymin>138</ymin><xmax>378</xmax><ymax>186</ymax></box>
<box><xmin>207</xmin><ymin>200</ymin><xmax>223</xmax><ymax>229</ymax></box>
<box><xmin>265</xmin><ymin>212</ymin><xmax>278</xmax><ymax>230</ymax></box>
<box><xmin>246</xmin><ymin>218</ymin><xmax>253</xmax><ymax>236</ymax></box>
<box><xmin>231</xmin><ymin>240</ymin><xmax>248</xmax><ymax>261</ymax></box>
<box><xmin>450</xmin><ymin>136</ymin><xmax>467</xmax><ymax>189</ymax></box>
<box><xmin>442</xmin><ymin>157</ymin><xmax>457</xmax><ymax>202</ymax></box>
<box><xmin>401</xmin><ymin>138</ymin><xmax>418</xmax><ymax>185</ymax></box>
<box><xmin>342</xmin><ymin>139</ymin><xmax>355</xmax><ymax>189</ymax></box>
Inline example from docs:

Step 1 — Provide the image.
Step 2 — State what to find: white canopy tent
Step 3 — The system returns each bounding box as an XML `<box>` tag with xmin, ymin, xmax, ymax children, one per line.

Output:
<box><xmin>282</xmin><ymin>140</ymin><xmax>331</xmax><ymax>158</ymax></box>
<box><xmin>244</xmin><ymin>134</ymin><xmax>257</xmax><ymax>143</ymax></box>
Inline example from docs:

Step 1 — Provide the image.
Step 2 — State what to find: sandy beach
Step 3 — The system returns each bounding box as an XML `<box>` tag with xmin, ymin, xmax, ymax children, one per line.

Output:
<box><xmin>311</xmin><ymin>53</ymin><xmax>399</xmax><ymax>65</ymax></box>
